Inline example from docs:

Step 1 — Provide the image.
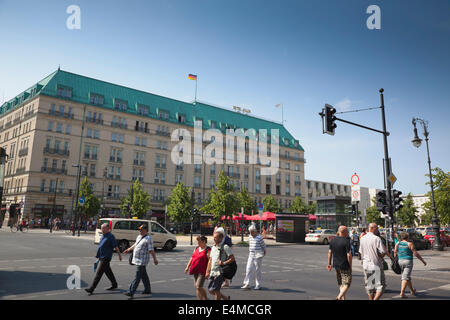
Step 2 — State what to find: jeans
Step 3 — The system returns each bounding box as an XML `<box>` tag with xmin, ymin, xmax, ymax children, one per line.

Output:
<box><xmin>129</xmin><ymin>265</ymin><xmax>151</xmax><ymax>294</ymax></box>
<box><xmin>89</xmin><ymin>258</ymin><xmax>117</xmax><ymax>291</ymax></box>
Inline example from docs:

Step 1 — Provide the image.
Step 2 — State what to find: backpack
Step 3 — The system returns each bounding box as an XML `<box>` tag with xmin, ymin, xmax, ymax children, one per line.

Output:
<box><xmin>218</xmin><ymin>244</ymin><xmax>237</xmax><ymax>280</ymax></box>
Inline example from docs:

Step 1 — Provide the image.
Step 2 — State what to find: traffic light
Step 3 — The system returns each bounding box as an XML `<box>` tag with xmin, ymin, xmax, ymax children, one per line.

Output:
<box><xmin>376</xmin><ymin>190</ymin><xmax>387</xmax><ymax>214</ymax></box>
<box><xmin>325</xmin><ymin>104</ymin><xmax>337</xmax><ymax>135</ymax></box>
<box><xmin>392</xmin><ymin>190</ymin><xmax>403</xmax><ymax>212</ymax></box>
<box><xmin>347</xmin><ymin>204</ymin><xmax>356</xmax><ymax>215</ymax></box>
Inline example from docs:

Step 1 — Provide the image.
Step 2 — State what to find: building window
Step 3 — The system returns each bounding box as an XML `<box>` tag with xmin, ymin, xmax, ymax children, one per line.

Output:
<box><xmin>48</xmin><ymin>121</ymin><xmax>53</xmax><ymax>131</ymax></box>
<box><xmin>66</xmin><ymin>125</ymin><xmax>71</xmax><ymax>135</ymax></box>
<box><xmin>57</xmin><ymin>86</ymin><xmax>72</xmax><ymax>98</ymax></box>
<box><xmin>90</xmin><ymin>93</ymin><xmax>104</xmax><ymax>105</ymax></box>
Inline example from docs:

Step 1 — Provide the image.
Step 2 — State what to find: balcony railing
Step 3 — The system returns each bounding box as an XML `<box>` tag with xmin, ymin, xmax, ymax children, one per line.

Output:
<box><xmin>49</xmin><ymin>110</ymin><xmax>74</xmax><ymax>119</ymax></box>
<box><xmin>176</xmin><ymin>165</ymin><xmax>184</xmax><ymax>171</ymax></box>
<box><xmin>15</xmin><ymin>167</ymin><xmax>26</xmax><ymax>174</ymax></box>
<box><xmin>86</xmin><ymin>117</ymin><xmax>103</xmax><ymax>124</ymax></box>
<box><xmin>111</xmin><ymin>123</ymin><xmax>127</xmax><ymax>129</ymax></box>
<box><xmin>44</xmin><ymin>147</ymin><xmax>70</xmax><ymax>157</ymax></box>
<box><xmin>18</xmin><ymin>148</ymin><xmax>28</xmax><ymax>157</ymax></box>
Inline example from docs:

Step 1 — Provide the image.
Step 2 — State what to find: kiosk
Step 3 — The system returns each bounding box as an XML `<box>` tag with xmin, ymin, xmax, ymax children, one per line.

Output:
<box><xmin>276</xmin><ymin>214</ymin><xmax>308</xmax><ymax>243</ymax></box>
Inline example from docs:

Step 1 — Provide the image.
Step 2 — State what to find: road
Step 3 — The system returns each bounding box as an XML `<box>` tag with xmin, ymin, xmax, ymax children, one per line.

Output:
<box><xmin>0</xmin><ymin>229</ymin><xmax>449</xmax><ymax>300</ymax></box>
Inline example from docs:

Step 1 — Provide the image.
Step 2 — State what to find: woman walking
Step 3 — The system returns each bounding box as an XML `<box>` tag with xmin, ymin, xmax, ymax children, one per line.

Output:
<box><xmin>185</xmin><ymin>236</ymin><xmax>211</xmax><ymax>300</ymax></box>
<box><xmin>394</xmin><ymin>232</ymin><xmax>427</xmax><ymax>298</ymax></box>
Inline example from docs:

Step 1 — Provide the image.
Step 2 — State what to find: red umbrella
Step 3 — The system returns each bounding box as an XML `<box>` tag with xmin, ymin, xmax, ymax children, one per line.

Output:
<box><xmin>233</xmin><ymin>214</ymin><xmax>251</xmax><ymax>221</ymax></box>
<box><xmin>262</xmin><ymin>212</ymin><xmax>276</xmax><ymax>221</ymax></box>
<box><xmin>309</xmin><ymin>214</ymin><xmax>317</xmax><ymax>221</ymax></box>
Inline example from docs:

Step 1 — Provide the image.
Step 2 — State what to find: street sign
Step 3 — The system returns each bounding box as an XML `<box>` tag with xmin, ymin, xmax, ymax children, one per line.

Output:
<box><xmin>351</xmin><ymin>185</ymin><xmax>360</xmax><ymax>202</ymax></box>
<box><xmin>79</xmin><ymin>197</ymin><xmax>85</xmax><ymax>205</ymax></box>
<box><xmin>387</xmin><ymin>173</ymin><xmax>397</xmax><ymax>186</ymax></box>
<box><xmin>351</xmin><ymin>173</ymin><xmax>360</xmax><ymax>185</ymax></box>
<box><xmin>258</xmin><ymin>203</ymin><xmax>263</xmax><ymax>216</ymax></box>
<box><xmin>19</xmin><ymin>201</ymin><xmax>24</xmax><ymax>208</ymax></box>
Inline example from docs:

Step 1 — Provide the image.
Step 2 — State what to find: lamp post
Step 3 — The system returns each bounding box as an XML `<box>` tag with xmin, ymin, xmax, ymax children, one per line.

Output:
<box><xmin>411</xmin><ymin>118</ymin><xmax>442</xmax><ymax>251</ymax></box>
<box><xmin>0</xmin><ymin>148</ymin><xmax>7</xmax><ymax>228</ymax></box>
<box><xmin>101</xmin><ymin>167</ymin><xmax>107</xmax><ymax>218</ymax></box>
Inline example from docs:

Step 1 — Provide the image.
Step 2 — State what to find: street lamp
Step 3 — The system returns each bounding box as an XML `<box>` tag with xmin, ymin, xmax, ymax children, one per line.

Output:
<box><xmin>411</xmin><ymin>118</ymin><xmax>442</xmax><ymax>251</ymax></box>
<box><xmin>101</xmin><ymin>167</ymin><xmax>107</xmax><ymax>218</ymax></box>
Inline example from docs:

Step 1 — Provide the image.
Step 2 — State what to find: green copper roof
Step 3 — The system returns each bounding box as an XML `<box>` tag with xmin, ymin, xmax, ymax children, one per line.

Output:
<box><xmin>1</xmin><ymin>69</ymin><xmax>304</xmax><ymax>151</ymax></box>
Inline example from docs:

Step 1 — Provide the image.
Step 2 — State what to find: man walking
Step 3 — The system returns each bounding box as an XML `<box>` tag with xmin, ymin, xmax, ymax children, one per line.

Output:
<box><xmin>85</xmin><ymin>223</ymin><xmax>122</xmax><ymax>295</ymax></box>
<box><xmin>359</xmin><ymin>223</ymin><xmax>387</xmax><ymax>300</ymax></box>
<box><xmin>206</xmin><ymin>231</ymin><xmax>234</xmax><ymax>300</ymax></box>
<box><xmin>123</xmin><ymin>224</ymin><xmax>158</xmax><ymax>299</ymax></box>
<box><xmin>327</xmin><ymin>226</ymin><xmax>352</xmax><ymax>300</ymax></box>
<box><xmin>242</xmin><ymin>224</ymin><xmax>266</xmax><ymax>290</ymax></box>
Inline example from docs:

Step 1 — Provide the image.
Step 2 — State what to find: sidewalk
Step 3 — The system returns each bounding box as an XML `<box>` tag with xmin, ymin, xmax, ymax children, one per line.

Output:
<box><xmin>0</xmin><ymin>227</ymin><xmax>95</xmax><ymax>240</ymax></box>
<box><xmin>175</xmin><ymin>234</ymin><xmax>309</xmax><ymax>247</ymax></box>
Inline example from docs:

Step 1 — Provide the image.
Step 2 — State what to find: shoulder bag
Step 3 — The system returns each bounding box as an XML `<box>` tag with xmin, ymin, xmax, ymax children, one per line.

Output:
<box><xmin>219</xmin><ymin>244</ymin><xmax>237</xmax><ymax>279</ymax></box>
<box><xmin>129</xmin><ymin>235</ymin><xmax>147</xmax><ymax>265</ymax></box>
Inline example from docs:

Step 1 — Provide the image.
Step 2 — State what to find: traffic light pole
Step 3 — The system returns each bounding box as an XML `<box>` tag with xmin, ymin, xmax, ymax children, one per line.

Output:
<box><xmin>380</xmin><ymin>89</ymin><xmax>395</xmax><ymax>253</ymax></box>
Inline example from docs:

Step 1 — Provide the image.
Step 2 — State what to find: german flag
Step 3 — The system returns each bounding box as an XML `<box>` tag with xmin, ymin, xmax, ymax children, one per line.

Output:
<box><xmin>188</xmin><ymin>74</ymin><xmax>197</xmax><ymax>80</ymax></box>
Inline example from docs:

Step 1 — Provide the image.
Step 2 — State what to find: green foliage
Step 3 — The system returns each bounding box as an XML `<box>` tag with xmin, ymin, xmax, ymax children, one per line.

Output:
<box><xmin>396</xmin><ymin>193</ymin><xmax>418</xmax><ymax>227</ymax></box>
<box><xmin>289</xmin><ymin>196</ymin><xmax>308</xmax><ymax>214</ymax></box>
<box><xmin>423</xmin><ymin>168</ymin><xmax>450</xmax><ymax>225</ymax></box>
<box><xmin>263</xmin><ymin>195</ymin><xmax>281</xmax><ymax>213</ymax></box>
<box><xmin>79</xmin><ymin>177</ymin><xmax>101</xmax><ymax>218</ymax></box>
<box><xmin>202</xmin><ymin>171</ymin><xmax>240</xmax><ymax>225</ymax></box>
<box><xmin>120</xmin><ymin>180</ymin><xmax>150</xmax><ymax>219</ymax></box>
<box><xmin>365</xmin><ymin>205</ymin><xmax>385</xmax><ymax>226</ymax></box>
<box><xmin>167</xmin><ymin>182</ymin><xmax>192</xmax><ymax>226</ymax></box>
<box><xmin>236</xmin><ymin>186</ymin><xmax>258</xmax><ymax>215</ymax></box>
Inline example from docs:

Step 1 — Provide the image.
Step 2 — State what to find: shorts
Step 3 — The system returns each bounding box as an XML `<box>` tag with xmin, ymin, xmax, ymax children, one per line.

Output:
<box><xmin>335</xmin><ymin>268</ymin><xmax>352</xmax><ymax>287</ymax></box>
<box><xmin>363</xmin><ymin>267</ymin><xmax>386</xmax><ymax>295</ymax></box>
<box><xmin>398</xmin><ymin>259</ymin><xmax>413</xmax><ymax>281</ymax></box>
<box><xmin>193</xmin><ymin>274</ymin><xmax>206</xmax><ymax>288</ymax></box>
<box><xmin>208</xmin><ymin>275</ymin><xmax>224</xmax><ymax>292</ymax></box>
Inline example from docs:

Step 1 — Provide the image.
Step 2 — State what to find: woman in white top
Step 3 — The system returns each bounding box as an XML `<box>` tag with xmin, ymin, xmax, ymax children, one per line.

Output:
<box><xmin>241</xmin><ymin>224</ymin><xmax>266</xmax><ymax>290</ymax></box>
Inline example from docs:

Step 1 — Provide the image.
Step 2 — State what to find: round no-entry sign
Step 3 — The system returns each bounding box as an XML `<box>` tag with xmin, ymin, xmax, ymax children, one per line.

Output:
<box><xmin>351</xmin><ymin>174</ymin><xmax>360</xmax><ymax>185</ymax></box>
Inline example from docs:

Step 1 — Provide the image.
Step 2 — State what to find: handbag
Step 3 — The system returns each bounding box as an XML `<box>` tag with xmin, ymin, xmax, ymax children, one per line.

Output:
<box><xmin>129</xmin><ymin>236</ymin><xmax>146</xmax><ymax>265</ymax></box>
<box><xmin>93</xmin><ymin>259</ymin><xmax>99</xmax><ymax>273</ymax></box>
<box><xmin>219</xmin><ymin>244</ymin><xmax>237</xmax><ymax>279</ymax></box>
<box><xmin>390</xmin><ymin>257</ymin><xmax>402</xmax><ymax>274</ymax></box>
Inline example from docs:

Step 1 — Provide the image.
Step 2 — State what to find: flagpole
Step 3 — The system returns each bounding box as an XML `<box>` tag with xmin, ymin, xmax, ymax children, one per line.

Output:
<box><xmin>194</xmin><ymin>77</ymin><xmax>198</xmax><ymax>104</ymax></box>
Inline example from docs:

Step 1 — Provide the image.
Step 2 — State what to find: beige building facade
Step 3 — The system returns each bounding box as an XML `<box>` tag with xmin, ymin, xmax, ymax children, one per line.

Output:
<box><xmin>0</xmin><ymin>70</ymin><xmax>306</xmax><ymax>223</ymax></box>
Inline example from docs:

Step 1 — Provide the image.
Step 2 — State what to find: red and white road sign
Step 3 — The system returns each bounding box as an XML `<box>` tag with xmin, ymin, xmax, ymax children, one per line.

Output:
<box><xmin>351</xmin><ymin>185</ymin><xmax>361</xmax><ymax>202</ymax></box>
<box><xmin>351</xmin><ymin>174</ymin><xmax>360</xmax><ymax>185</ymax></box>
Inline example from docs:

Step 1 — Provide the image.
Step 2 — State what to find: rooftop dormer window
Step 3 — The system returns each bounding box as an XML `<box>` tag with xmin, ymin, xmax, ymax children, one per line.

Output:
<box><xmin>57</xmin><ymin>86</ymin><xmax>72</xmax><ymax>98</ymax></box>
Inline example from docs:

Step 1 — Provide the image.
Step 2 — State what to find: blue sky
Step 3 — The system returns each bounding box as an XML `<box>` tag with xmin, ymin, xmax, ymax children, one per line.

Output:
<box><xmin>0</xmin><ymin>0</ymin><xmax>449</xmax><ymax>194</ymax></box>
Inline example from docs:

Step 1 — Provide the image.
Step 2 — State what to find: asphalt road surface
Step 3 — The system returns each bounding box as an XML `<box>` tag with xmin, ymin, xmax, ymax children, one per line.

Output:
<box><xmin>1</xmin><ymin>230</ymin><xmax>449</xmax><ymax>300</ymax></box>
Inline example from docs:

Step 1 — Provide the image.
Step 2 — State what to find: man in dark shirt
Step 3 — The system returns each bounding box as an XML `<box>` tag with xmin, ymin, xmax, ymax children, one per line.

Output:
<box><xmin>85</xmin><ymin>223</ymin><xmax>122</xmax><ymax>295</ymax></box>
<box><xmin>327</xmin><ymin>225</ymin><xmax>352</xmax><ymax>300</ymax></box>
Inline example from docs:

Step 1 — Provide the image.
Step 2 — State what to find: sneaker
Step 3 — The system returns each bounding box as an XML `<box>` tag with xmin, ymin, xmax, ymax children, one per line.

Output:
<box><xmin>241</xmin><ymin>284</ymin><xmax>251</xmax><ymax>290</ymax></box>
<box><xmin>254</xmin><ymin>285</ymin><xmax>261</xmax><ymax>290</ymax></box>
<box><xmin>124</xmin><ymin>292</ymin><xmax>134</xmax><ymax>299</ymax></box>
<box><xmin>85</xmin><ymin>288</ymin><xmax>94</xmax><ymax>295</ymax></box>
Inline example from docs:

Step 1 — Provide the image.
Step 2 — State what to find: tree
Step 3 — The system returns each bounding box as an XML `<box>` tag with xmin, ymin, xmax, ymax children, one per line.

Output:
<box><xmin>167</xmin><ymin>182</ymin><xmax>192</xmax><ymax>228</ymax></box>
<box><xmin>423</xmin><ymin>168</ymin><xmax>450</xmax><ymax>225</ymax></box>
<box><xmin>307</xmin><ymin>202</ymin><xmax>317</xmax><ymax>215</ymax></box>
<box><xmin>236</xmin><ymin>186</ymin><xmax>258</xmax><ymax>215</ymax></box>
<box><xmin>120</xmin><ymin>179</ymin><xmax>150</xmax><ymax>219</ymax></box>
<box><xmin>202</xmin><ymin>171</ymin><xmax>239</xmax><ymax>227</ymax></box>
<box><xmin>263</xmin><ymin>195</ymin><xmax>281</xmax><ymax>214</ymax></box>
<box><xmin>396</xmin><ymin>193</ymin><xmax>418</xmax><ymax>227</ymax></box>
<box><xmin>365</xmin><ymin>205</ymin><xmax>385</xmax><ymax>226</ymax></box>
<box><xmin>289</xmin><ymin>196</ymin><xmax>308</xmax><ymax>214</ymax></box>
<box><xmin>79</xmin><ymin>177</ymin><xmax>101</xmax><ymax>218</ymax></box>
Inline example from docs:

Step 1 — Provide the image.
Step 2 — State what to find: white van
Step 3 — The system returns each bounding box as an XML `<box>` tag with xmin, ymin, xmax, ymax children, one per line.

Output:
<box><xmin>95</xmin><ymin>218</ymin><xmax>177</xmax><ymax>252</ymax></box>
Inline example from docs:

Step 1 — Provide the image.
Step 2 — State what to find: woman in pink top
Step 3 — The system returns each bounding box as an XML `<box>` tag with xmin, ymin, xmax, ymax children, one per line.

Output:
<box><xmin>185</xmin><ymin>236</ymin><xmax>211</xmax><ymax>300</ymax></box>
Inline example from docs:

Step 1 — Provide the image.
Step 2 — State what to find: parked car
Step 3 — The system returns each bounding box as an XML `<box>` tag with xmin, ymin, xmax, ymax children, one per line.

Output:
<box><xmin>305</xmin><ymin>229</ymin><xmax>336</xmax><ymax>245</ymax></box>
<box><xmin>415</xmin><ymin>227</ymin><xmax>427</xmax><ymax>236</ymax></box>
<box><xmin>95</xmin><ymin>218</ymin><xmax>177</xmax><ymax>252</ymax></box>
<box><xmin>424</xmin><ymin>231</ymin><xmax>450</xmax><ymax>247</ymax></box>
<box><xmin>407</xmin><ymin>232</ymin><xmax>431</xmax><ymax>250</ymax></box>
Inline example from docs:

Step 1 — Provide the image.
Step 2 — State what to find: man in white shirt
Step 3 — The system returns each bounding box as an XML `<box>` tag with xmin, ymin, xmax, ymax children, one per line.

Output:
<box><xmin>123</xmin><ymin>224</ymin><xmax>158</xmax><ymax>299</ymax></box>
<box><xmin>358</xmin><ymin>223</ymin><xmax>386</xmax><ymax>300</ymax></box>
<box><xmin>206</xmin><ymin>231</ymin><xmax>234</xmax><ymax>300</ymax></box>
<box><xmin>242</xmin><ymin>224</ymin><xmax>266</xmax><ymax>290</ymax></box>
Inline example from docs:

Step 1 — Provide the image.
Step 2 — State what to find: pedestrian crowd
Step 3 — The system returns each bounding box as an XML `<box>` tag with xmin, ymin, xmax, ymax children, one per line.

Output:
<box><xmin>82</xmin><ymin>220</ymin><xmax>426</xmax><ymax>300</ymax></box>
<box><xmin>327</xmin><ymin>223</ymin><xmax>427</xmax><ymax>300</ymax></box>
